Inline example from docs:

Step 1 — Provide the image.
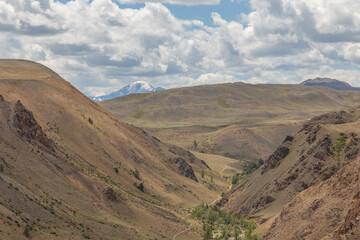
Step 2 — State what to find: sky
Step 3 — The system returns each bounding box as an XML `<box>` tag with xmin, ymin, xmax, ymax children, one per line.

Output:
<box><xmin>1</xmin><ymin>0</ymin><xmax>360</xmax><ymax>96</ymax></box>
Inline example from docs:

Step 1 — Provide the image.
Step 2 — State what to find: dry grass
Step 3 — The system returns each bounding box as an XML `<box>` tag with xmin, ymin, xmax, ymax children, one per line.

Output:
<box><xmin>100</xmin><ymin>82</ymin><xmax>360</xmax><ymax>167</ymax></box>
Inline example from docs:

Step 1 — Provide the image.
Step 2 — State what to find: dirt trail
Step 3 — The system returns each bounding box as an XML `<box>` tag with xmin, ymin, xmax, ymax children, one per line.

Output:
<box><xmin>172</xmin><ymin>223</ymin><xmax>193</xmax><ymax>240</ymax></box>
<box><xmin>219</xmin><ymin>159</ymin><xmax>239</xmax><ymax>176</ymax></box>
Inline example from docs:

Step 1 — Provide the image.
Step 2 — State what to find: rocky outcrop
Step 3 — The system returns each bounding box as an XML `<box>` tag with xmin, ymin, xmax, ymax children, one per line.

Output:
<box><xmin>218</xmin><ymin>108</ymin><xmax>360</xmax><ymax>222</ymax></box>
<box><xmin>170</xmin><ymin>157</ymin><xmax>198</xmax><ymax>182</ymax></box>
<box><xmin>301</xmin><ymin>110</ymin><xmax>357</xmax><ymax>131</ymax></box>
<box><xmin>12</xmin><ymin>100</ymin><xmax>53</xmax><ymax>151</ymax></box>
<box><xmin>261</xmin><ymin>145</ymin><xmax>290</xmax><ymax>174</ymax></box>
<box><xmin>168</xmin><ymin>144</ymin><xmax>210</xmax><ymax>168</ymax></box>
<box><xmin>264</xmin><ymin>157</ymin><xmax>360</xmax><ymax>240</ymax></box>
<box><xmin>102</xmin><ymin>187</ymin><xmax>119</xmax><ymax>202</ymax></box>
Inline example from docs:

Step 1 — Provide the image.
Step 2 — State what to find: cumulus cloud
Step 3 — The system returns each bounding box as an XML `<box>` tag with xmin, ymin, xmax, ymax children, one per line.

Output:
<box><xmin>192</xmin><ymin>72</ymin><xmax>240</xmax><ymax>85</ymax></box>
<box><xmin>116</xmin><ymin>0</ymin><xmax>220</xmax><ymax>6</ymax></box>
<box><xmin>1</xmin><ymin>0</ymin><xmax>360</xmax><ymax>96</ymax></box>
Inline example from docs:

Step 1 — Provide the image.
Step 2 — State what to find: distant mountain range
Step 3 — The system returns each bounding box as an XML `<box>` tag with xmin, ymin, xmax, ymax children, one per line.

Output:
<box><xmin>90</xmin><ymin>81</ymin><xmax>165</xmax><ymax>102</ymax></box>
<box><xmin>90</xmin><ymin>77</ymin><xmax>359</xmax><ymax>102</ymax></box>
<box><xmin>301</xmin><ymin>77</ymin><xmax>360</xmax><ymax>91</ymax></box>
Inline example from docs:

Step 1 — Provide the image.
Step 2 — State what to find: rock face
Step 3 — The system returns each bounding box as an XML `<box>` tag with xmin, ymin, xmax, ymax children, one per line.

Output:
<box><xmin>171</xmin><ymin>157</ymin><xmax>198</xmax><ymax>182</ymax></box>
<box><xmin>264</xmin><ymin>156</ymin><xmax>360</xmax><ymax>240</ymax></box>
<box><xmin>166</xmin><ymin>144</ymin><xmax>210</xmax><ymax>182</ymax></box>
<box><xmin>261</xmin><ymin>145</ymin><xmax>290</xmax><ymax>174</ymax></box>
<box><xmin>302</xmin><ymin>109</ymin><xmax>357</xmax><ymax>128</ymax></box>
<box><xmin>218</xmin><ymin>108</ymin><xmax>360</xmax><ymax>222</ymax></box>
<box><xmin>12</xmin><ymin>100</ymin><xmax>53</xmax><ymax>151</ymax></box>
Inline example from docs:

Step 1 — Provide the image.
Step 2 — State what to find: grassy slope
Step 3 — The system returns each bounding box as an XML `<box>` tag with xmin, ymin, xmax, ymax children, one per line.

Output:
<box><xmin>100</xmin><ymin>82</ymin><xmax>360</xmax><ymax>127</ymax></box>
<box><xmin>100</xmin><ymin>82</ymin><xmax>360</xmax><ymax>163</ymax></box>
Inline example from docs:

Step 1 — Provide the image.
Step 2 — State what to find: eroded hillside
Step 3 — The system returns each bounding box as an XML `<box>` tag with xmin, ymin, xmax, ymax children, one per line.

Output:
<box><xmin>264</xmin><ymin>155</ymin><xmax>360</xmax><ymax>240</ymax></box>
<box><xmin>217</xmin><ymin>108</ymin><xmax>360</xmax><ymax>238</ymax></box>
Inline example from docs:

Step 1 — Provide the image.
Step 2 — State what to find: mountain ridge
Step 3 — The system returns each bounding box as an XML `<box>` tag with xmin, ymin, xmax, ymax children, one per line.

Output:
<box><xmin>99</xmin><ymin>81</ymin><xmax>360</xmax><ymax>165</ymax></box>
<box><xmin>301</xmin><ymin>77</ymin><xmax>360</xmax><ymax>91</ymax></box>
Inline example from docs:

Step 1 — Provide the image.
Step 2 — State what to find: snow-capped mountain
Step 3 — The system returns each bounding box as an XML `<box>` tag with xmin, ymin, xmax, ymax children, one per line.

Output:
<box><xmin>90</xmin><ymin>81</ymin><xmax>165</xmax><ymax>102</ymax></box>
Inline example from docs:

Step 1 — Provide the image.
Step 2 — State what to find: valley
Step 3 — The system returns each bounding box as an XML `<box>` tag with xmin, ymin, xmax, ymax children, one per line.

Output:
<box><xmin>1</xmin><ymin>60</ymin><xmax>360</xmax><ymax>239</ymax></box>
<box><xmin>218</xmin><ymin>108</ymin><xmax>360</xmax><ymax>239</ymax></box>
<box><xmin>99</xmin><ymin>78</ymin><xmax>360</xmax><ymax>239</ymax></box>
<box><xmin>3</xmin><ymin>0</ymin><xmax>360</xmax><ymax>239</ymax></box>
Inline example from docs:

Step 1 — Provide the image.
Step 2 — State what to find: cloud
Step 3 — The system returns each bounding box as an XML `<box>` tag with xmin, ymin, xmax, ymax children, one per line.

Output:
<box><xmin>116</xmin><ymin>0</ymin><xmax>220</xmax><ymax>6</ymax></box>
<box><xmin>192</xmin><ymin>72</ymin><xmax>241</xmax><ymax>85</ymax></box>
<box><xmin>1</xmin><ymin>0</ymin><xmax>360</xmax><ymax>96</ymax></box>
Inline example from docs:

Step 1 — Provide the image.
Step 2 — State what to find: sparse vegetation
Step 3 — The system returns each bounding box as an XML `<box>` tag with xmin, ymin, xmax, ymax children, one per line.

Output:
<box><xmin>193</xmin><ymin>140</ymin><xmax>198</xmax><ymax>149</ymax></box>
<box><xmin>134</xmin><ymin>182</ymin><xmax>145</xmax><ymax>192</ymax></box>
<box><xmin>131</xmin><ymin>108</ymin><xmax>145</xmax><ymax>119</ymax></box>
<box><xmin>82</xmin><ymin>234</ymin><xmax>91</xmax><ymax>239</ymax></box>
<box><xmin>114</xmin><ymin>167</ymin><xmax>119</xmax><ymax>174</ymax></box>
<box><xmin>46</xmin><ymin>121</ymin><xmax>60</xmax><ymax>134</ymax></box>
<box><xmin>131</xmin><ymin>169</ymin><xmax>141</xmax><ymax>180</ymax></box>
<box><xmin>24</xmin><ymin>224</ymin><xmax>34</xmax><ymax>238</ymax></box>
<box><xmin>192</xmin><ymin>203</ymin><xmax>260</xmax><ymax>240</ymax></box>
<box><xmin>218</xmin><ymin>95</ymin><xmax>231</xmax><ymax>108</ymax></box>
<box><xmin>0</xmin><ymin>163</ymin><xmax>3</xmax><ymax>172</ymax></box>
<box><xmin>334</xmin><ymin>135</ymin><xmax>348</xmax><ymax>166</ymax></box>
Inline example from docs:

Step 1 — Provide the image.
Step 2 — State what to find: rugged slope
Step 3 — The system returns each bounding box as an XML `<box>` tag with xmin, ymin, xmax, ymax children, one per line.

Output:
<box><xmin>0</xmin><ymin>60</ymin><xmax>222</xmax><ymax>239</ymax></box>
<box><xmin>218</xmin><ymin>108</ymin><xmax>360</xmax><ymax>224</ymax></box>
<box><xmin>100</xmin><ymin>81</ymin><xmax>360</xmax><ymax>164</ymax></box>
<box><xmin>264</xmin><ymin>155</ymin><xmax>360</xmax><ymax>240</ymax></box>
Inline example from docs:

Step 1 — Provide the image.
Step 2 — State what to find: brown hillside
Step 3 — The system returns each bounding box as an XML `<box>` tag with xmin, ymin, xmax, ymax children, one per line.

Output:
<box><xmin>0</xmin><ymin>60</ymin><xmax>224</xmax><ymax>239</ymax></box>
<box><xmin>100</xmin><ymin>81</ymin><xmax>360</xmax><ymax>164</ymax></box>
<box><xmin>217</xmin><ymin>108</ymin><xmax>360</xmax><ymax>227</ymax></box>
<box><xmin>264</xmin><ymin>155</ymin><xmax>360</xmax><ymax>240</ymax></box>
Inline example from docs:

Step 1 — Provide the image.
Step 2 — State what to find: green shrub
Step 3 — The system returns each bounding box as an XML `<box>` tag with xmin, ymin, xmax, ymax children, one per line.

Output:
<box><xmin>204</xmin><ymin>224</ymin><xmax>213</xmax><ymax>240</ymax></box>
<box><xmin>24</xmin><ymin>225</ymin><xmax>32</xmax><ymax>238</ymax></box>
<box><xmin>134</xmin><ymin>182</ymin><xmax>145</xmax><ymax>192</ymax></box>
<box><xmin>192</xmin><ymin>203</ymin><xmax>259</xmax><ymax>240</ymax></box>
<box><xmin>131</xmin><ymin>169</ymin><xmax>140</xmax><ymax>180</ymax></box>
<box><xmin>193</xmin><ymin>140</ymin><xmax>198</xmax><ymax>149</ymax></box>
<box><xmin>88</xmin><ymin>118</ymin><xmax>93</xmax><ymax>125</ymax></box>
<box><xmin>232</xmin><ymin>159</ymin><xmax>264</xmax><ymax>186</ymax></box>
